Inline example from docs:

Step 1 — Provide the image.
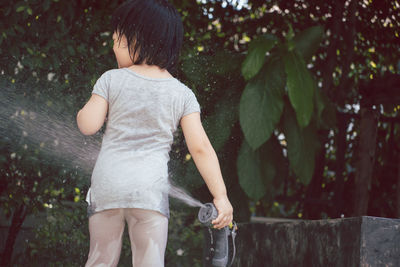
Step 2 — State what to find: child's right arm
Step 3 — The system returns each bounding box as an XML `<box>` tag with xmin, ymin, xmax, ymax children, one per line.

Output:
<box><xmin>180</xmin><ymin>112</ymin><xmax>233</xmax><ymax>229</ymax></box>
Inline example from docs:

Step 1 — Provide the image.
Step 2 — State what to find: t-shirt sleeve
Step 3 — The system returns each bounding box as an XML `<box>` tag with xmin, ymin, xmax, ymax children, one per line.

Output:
<box><xmin>92</xmin><ymin>71</ymin><xmax>111</xmax><ymax>102</ymax></box>
<box><xmin>182</xmin><ymin>89</ymin><xmax>201</xmax><ymax>117</ymax></box>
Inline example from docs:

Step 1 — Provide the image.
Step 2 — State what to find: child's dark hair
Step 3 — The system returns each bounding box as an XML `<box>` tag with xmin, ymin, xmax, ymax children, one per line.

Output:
<box><xmin>112</xmin><ymin>0</ymin><xmax>183</xmax><ymax>71</ymax></box>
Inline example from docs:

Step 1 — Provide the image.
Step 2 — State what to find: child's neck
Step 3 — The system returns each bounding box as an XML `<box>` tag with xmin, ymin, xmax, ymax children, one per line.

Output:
<box><xmin>127</xmin><ymin>64</ymin><xmax>173</xmax><ymax>79</ymax></box>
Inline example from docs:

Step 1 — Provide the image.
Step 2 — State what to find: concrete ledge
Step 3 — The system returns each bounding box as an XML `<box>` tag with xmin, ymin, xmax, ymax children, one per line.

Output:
<box><xmin>233</xmin><ymin>216</ymin><xmax>400</xmax><ymax>267</ymax></box>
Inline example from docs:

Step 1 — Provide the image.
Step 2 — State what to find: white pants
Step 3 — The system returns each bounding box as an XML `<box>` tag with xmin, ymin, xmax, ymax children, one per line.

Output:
<box><xmin>85</xmin><ymin>208</ymin><xmax>168</xmax><ymax>267</ymax></box>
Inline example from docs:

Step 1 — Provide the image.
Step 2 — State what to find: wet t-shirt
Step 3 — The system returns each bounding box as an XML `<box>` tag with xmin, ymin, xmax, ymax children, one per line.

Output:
<box><xmin>85</xmin><ymin>68</ymin><xmax>201</xmax><ymax>218</ymax></box>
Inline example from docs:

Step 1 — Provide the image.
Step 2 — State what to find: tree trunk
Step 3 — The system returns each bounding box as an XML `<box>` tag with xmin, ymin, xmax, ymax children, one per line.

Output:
<box><xmin>303</xmin><ymin>129</ymin><xmax>329</xmax><ymax>219</ymax></box>
<box><xmin>0</xmin><ymin>203</ymin><xmax>28</xmax><ymax>267</ymax></box>
<box><xmin>353</xmin><ymin>107</ymin><xmax>379</xmax><ymax>216</ymax></box>
<box><xmin>333</xmin><ymin>112</ymin><xmax>347</xmax><ymax>217</ymax></box>
<box><xmin>397</xmin><ymin>152</ymin><xmax>400</xmax><ymax>218</ymax></box>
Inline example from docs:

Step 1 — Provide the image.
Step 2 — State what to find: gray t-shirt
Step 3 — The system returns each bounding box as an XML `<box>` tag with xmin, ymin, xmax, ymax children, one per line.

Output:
<box><xmin>85</xmin><ymin>68</ymin><xmax>201</xmax><ymax>218</ymax></box>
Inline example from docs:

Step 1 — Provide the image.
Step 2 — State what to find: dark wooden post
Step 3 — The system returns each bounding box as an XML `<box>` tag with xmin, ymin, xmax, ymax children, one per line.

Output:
<box><xmin>333</xmin><ymin>113</ymin><xmax>347</xmax><ymax>217</ymax></box>
<box><xmin>397</xmin><ymin>152</ymin><xmax>400</xmax><ymax>218</ymax></box>
<box><xmin>353</xmin><ymin>107</ymin><xmax>379</xmax><ymax>216</ymax></box>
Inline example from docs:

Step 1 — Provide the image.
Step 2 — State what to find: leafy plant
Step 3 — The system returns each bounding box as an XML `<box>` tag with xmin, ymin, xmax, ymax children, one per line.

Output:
<box><xmin>238</xmin><ymin>25</ymin><xmax>328</xmax><ymax>200</ymax></box>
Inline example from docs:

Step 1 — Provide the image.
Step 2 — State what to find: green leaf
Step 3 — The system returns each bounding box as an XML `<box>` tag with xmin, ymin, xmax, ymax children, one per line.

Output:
<box><xmin>203</xmin><ymin>98</ymin><xmax>237</xmax><ymax>152</ymax></box>
<box><xmin>237</xmin><ymin>140</ymin><xmax>266</xmax><ymax>200</ymax></box>
<box><xmin>285</xmin><ymin>22</ymin><xmax>295</xmax><ymax>42</ymax></box>
<box><xmin>258</xmin><ymin>135</ymin><xmax>286</xmax><ymax>195</ymax></box>
<box><xmin>239</xmin><ymin>56</ymin><xmax>286</xmax><ymax>150</ymax></box>
<box><xmin>293</xmin><ymin>25</ymin><xmax>324</xmax><ymax>61</ymax></box>
<box><xmin>16</xmin><ymin>6</ymin><xmax>25</xmax><ymax>12</ymax></box>
<box><xmin>241</xmin><ymin>34</ymin><xmax>278</xmax><ymax>81</ymax></box>
<box><xmin>284</xmin><ymin>50</ymin><xmax>315</xmax><ymax>128</ymax></box>
<box><xmin>282</xmin><ymin>105</ymin><xmax>319</xmax><ymax>184</ymax></box>
<box><xmin>27</xmin><ymin>47</ymin><xmax>34</xmax><ymax>55</ymax></box>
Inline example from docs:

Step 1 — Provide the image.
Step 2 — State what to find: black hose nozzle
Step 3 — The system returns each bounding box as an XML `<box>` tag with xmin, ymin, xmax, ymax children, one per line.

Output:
<box><xmin>198</xmin><ymin>203</ymin><xmax>230</xmax><ymax>267</ymax></box>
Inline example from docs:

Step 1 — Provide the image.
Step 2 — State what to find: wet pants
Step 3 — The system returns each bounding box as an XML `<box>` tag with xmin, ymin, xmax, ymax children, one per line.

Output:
<box><xmin>84</xmin><ymin>208</ymin><xmax>168</xmax><ymax>267</ymax></box>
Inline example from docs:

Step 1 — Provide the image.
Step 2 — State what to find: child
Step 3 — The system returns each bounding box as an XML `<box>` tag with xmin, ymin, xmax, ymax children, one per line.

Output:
<box><xmin>76</xmin><ymin>0</ymin><xmax>233</xmax><ymax>266</ymax></box>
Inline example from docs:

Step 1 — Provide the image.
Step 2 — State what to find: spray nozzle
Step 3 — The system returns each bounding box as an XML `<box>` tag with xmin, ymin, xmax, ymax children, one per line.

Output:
<box><xmin>198</xmin><ymin>202</ymin><xmax>218</xmax><ymax>226</ymax></box>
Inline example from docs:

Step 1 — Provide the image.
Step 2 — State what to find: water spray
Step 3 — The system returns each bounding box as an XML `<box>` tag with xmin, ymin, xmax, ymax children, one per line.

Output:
<box><xmin>198</xmin><ymin>203</ymin><xmax>237</xmax><ymax>267</ymax></box>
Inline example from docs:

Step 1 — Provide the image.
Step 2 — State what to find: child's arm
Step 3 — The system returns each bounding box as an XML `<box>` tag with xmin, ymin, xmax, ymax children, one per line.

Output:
<box><xmin>180</xmin><ymin>112</ymin><xmax>233</xmax><ymax>229</ymax></box>
<box><xmin>76</xmin><ymin>94</ymin><xmax>108</xmax><ymax>135</ymax></box>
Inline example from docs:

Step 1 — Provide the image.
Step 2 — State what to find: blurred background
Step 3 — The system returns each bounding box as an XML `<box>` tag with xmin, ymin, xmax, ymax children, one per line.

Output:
<box><xmin>0</xmin><ymin>0</ymin><xmax>399</xmax><ymax>266</ymax></box>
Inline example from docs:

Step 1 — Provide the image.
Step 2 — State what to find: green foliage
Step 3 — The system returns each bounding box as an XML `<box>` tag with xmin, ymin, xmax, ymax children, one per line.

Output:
<box><xmin>293</xmin><ymin>25</ymin><xmax>325</xmax><ymax>61</ymax></box>
<box><xmin>238</xmin><ymin>25</ymin><xmax>324</xmax><ymax>199</ymax></box>
<box><xmin>284</xmin><ymin>50</ymin><xmax>315</xmax><ymax>128</ymax></box>
<box><xmin>237</xmin><ymin>140</ymin><xmax>266</xmax><ymax>200</ymax></box>
<box><xmin>241</xmin><ymin>34</ymin><xmax>278</xmax><ymax>81</ymax></box>
<box><xmin>17</xmin><ymin>202</ymin><xmax>90</xmax><ymax>267</ymax></box>
<box><xmin>258</xmin><ymin>135</ymin><xmax>287</xmax><ymax>197</ymax></box>
<box><xmin>239</xmin><ymin>55</ymin><xmax>286</xmax><ymax>150</ymax></box>
<box><xmin>282</xmin><ymin>104</ymin><xmax>320</xmax><ymax>185</ymax></box>
<box><xmin>238</xmin><ymin>134</ymin><xmax>287</xmax><ymax>201</ymax></box>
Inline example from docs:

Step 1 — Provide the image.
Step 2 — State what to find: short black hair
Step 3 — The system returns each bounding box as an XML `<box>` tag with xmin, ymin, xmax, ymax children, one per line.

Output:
<box><xmin>112</xmin><ymin>0</ymin><xmax>184</xmax><ymax>71</ymax></box>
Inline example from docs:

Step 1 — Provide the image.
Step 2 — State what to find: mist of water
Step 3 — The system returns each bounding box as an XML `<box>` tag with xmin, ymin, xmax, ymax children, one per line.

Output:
<box><xmin>0</xmin><ymin>86</ymin><xmax>204</xmax><ymax>208</ymax></box>
<box><xmin>168</xmin><ymin>183</ymin><xmax>205</xmax><ymax>208</ymax></box>
<box><xmin>0</xmin><ymin>87</ymin><xmax>102</xmax><ymax>173</ymax></box>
